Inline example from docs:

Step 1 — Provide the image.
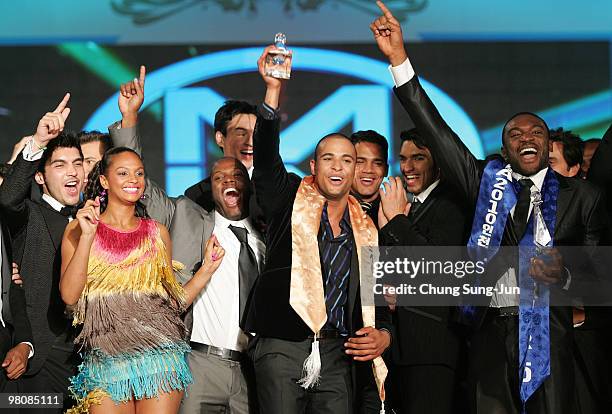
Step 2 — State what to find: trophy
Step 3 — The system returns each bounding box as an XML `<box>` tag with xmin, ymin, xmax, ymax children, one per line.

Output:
<box><xmin>264</xmin><ymin>33</ymin><xmax>292</xmax><ymax>79</ymax></box>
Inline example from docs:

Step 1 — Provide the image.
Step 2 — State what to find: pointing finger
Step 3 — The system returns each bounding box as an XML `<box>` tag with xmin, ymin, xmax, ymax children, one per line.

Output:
<box><xmin>53</xmin><ymin>93</ymin><xmax>71</xmax><ymax>114</ymax></box>
<box><xmin>139</xmin><ymin>65</ymin><xmax>146</xmax><ymax>86</ymax></box>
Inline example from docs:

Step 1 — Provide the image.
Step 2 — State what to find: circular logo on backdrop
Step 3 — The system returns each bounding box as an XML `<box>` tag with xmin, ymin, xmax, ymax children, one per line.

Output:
<box><xmin>86</xmin><ymin>47</ymin><xmax>482</xmax><ymax>195</ymax></box>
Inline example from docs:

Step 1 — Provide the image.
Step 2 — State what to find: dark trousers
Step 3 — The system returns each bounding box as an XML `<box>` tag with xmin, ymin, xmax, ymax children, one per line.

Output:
<box><xmin>573</xmin><ymin>327</ymin><xmax>612</xmax><ymax>413</ymax></box>
<box><xmin>354</xmin><ymin>361</ymin><xmax>381</xmax><ymax>414</ymax></box>
<box><xmin>17</xmin><ymin>337</ymin><xmax>78</xmax><ymax>413</ymax></box>
<box><xmin>253</xmin><ymin>337</ymin><xmax>352</xmax><ymax>414</ymax></box>
<box><xmin>389</xmin><ymin>364</ymin><xmax>457</xmax><ymax>414</ymax></box>
<box><xmin>468</xmin><ymin>313</ymin><xmax>575</xmax><ymax>414</ymax></box>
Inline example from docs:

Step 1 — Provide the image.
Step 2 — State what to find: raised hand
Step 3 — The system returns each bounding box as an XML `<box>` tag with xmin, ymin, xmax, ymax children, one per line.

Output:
<box><xmin>8</xmin><ymin>136</ymin><xmax>31</xmax><ymax>164</ymax></box>
<box><xmin>202</xmin><ymin>235</ymin><xmax>225</xmax><ymax>275</ymax></box>
<box><xmin>370</xmin><ymin>1</ymin><xmax>408</xmax><ymax>66</ymax></box>
<box><xmin>119</xmin><ymin>65</ymin><xmax>146</xmax><ymax>128</ymax></box>
<box><xmin>379</xmin><ymin>176</ymin><xmax>410</xmax><ymax>221</ymax></box>
<box><xmin>257</xmin><ymin>45</ymin><xmax>290</xmax><ymax>109</ymax></box>
<box><xmin>76</xmin><ymin>197</ymin><xmax>101</xmax><ymax>238</ymax></box>
<box><xmin>32</xmin><ymin>93</ymin><xmax>71</xmax><ymax>148</ymax></box>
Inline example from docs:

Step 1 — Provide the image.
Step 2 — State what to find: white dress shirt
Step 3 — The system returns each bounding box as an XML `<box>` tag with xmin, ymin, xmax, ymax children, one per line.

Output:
<box><xmin>190</xmin><ymin>211</ymin><xmax>265</xmax><ymax>352</ymax></box>
<box><xmin>490</xmin><ymin>168</ymin><xmax>549</xmax><ymax>307</ymax></box>
<box><xmin>413</xmin><ymin>179</ymin><xmax>440</xmax><ymax>204</ymax></box>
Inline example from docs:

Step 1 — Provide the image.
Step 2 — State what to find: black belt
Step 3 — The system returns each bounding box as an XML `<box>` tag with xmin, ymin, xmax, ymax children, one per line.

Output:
<box><xmin>190</xmin><ymin>342</ymin><xmax>244</xmax><ymax>362</ymax></box>
<box><xmin>308</xmin><ymin>329</ymin><xmax>345</xmax><ymax>340</ymax></box>
<box><xmin>488</xmin><ymin>306</ymin><xmax>520</xmax><ymax>317</ymax></box>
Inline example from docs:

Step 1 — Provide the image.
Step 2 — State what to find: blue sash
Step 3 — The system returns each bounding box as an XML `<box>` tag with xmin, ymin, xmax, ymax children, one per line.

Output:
<box><xmin>467</xmin><ymin>159</ymin><xmax>559</xmax><ymax>410</ymax></box>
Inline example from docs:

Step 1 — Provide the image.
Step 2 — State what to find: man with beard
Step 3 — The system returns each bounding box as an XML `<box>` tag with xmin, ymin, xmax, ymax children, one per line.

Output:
<box><xmin>247</xmin><ymin>46</ymin><xmax>392</xmax><ymax>414</ymax></box>
<box><xmin>376</xmin><ymin>128</ymin><xmax>469</xmax><ymax>413</ymax></box>
<box><xmin>0</xmin><ymin>94</ymin><xmax>82</xmax><ymax>412</ymax></box>
<box><xmin>108</xmin><ymin>72</ymin><xmax>263</xmax><ymax>414</ymax></box>
<box><xmin>370</xmin><ymin>2</ymin><xmax>609</xmax><ymax>413</ymax></box>
<box><xmin>350</xmin><ymin>130</ymin><xmax>388</xmax><ymax>227</ymax></box>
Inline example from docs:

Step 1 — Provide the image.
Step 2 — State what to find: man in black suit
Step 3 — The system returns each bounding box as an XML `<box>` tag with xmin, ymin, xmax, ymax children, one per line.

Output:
<box><xmin>0</xmin><ymin>222</ymin><xmax>34</xmax><ymax>392</ymax></box>
<box><xmin>548</xmin><ymin>128</ymin><xmax>583</xmax><ymax>179</ymax></box>
<box><xmin>577</xmin><ymin>123</ymin><xmax>612</xmax><ymax>412</ymax></box>
<box><xmin>0</xmin><ymin>94</ymin><xmax>82</xmax><ymax>412</ymax></box>
<box><xmin>370</xmin><ymin>2</ymin><xmax>609</xmax><ymax>413</ymax></box>
<box><xmin>377</xmin><ymin>128</ymin><xmax>469</xmax><ymax>413</ymax></box>
<box><xmin>348</xmin><ymin>130</ymin><xmax>389</xmax><ymax>413</ymax></box>
<box><xmin>248</xmin><ymin>46</ymin><xmax>392</xmax><ymax>414</ymax></box>
<box><xmin>350</xmin><ymin>130</ymin><xmax>388</xmax><ymax>227</ymax></box>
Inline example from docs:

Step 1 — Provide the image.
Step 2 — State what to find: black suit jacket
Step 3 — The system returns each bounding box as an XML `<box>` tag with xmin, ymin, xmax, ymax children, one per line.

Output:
<box><xmin>583</xmin><ymin>123</ymin><xmax>612</xmax><ymax>328</ymax></box>
<box><xmin>587</xmin><ymin>123</ymin><xmax>612</xmax><ymax>218</ymax></box>
<box><xmin>249</xmin><ymin>105</ymin><xmax>392</xmax><ymax>341</ymax></box>
<box><xmin>1</xmin><ymin>221</ymin><xmax>33</xmax><ymax>348</ymax></box>
<box><xmin>0</xmin><ymin>154</ymin><xmax>74</xmax><ymax>375</ymax></box>
<box><xmin>380</xmin><ymin>182</ymin><xmax>468</xmax><ymax>368</ymax></box>
<box><xmin>394</xmin><ymin>77</ymin><xmax>610</xmax><ymax>331</ymax></box>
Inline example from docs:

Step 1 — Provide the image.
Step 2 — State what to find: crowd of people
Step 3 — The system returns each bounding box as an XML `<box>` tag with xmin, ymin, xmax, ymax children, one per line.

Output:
<box><xmin>0</xmin><ymin>2</ymin><xmax>611</xmax><ymax>413</ymax></box>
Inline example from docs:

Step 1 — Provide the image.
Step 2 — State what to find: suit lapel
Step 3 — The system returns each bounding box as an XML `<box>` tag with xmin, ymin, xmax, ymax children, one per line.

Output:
<box><xmin>410</xmin><ymin>185</ymin><xmax>443</xmax><ymax>223</ymax></box>
<box><xmin>1</xmin><ymin>222</ymin><xmax>10</xmax><ymax>292</ymax></box>
<box><xmin>38</xmin><ymin>201</ymin><xmax>68</xmax><ymax>250</ymax></box>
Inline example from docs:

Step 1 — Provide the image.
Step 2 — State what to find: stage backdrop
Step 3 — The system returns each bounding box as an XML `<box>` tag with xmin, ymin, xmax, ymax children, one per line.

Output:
<box><xmin>1</xmin><ymin>1</ymin><xmax>611</xmax><ymax>195</ymax></box>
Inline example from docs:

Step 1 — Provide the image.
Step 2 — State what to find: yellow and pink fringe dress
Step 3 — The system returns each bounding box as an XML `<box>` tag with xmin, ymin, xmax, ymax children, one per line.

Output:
<box><xmin>67</xmin><ymin>218</ymin><xmax>192</xmax><ymax>413</ymax></box>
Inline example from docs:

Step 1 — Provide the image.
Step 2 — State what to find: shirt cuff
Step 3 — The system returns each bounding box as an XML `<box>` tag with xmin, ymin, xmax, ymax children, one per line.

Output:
<box><xmin>259</xmin><ymin>103</ymin><xmax>278</xmax><ymax>121</ymax></box>
<box><xmin>22</xmin><ymin>138</ymin><xmax>45</xmax><ymax>161</ymax></box>
<box><xmin>388</xmin><ymin>57</ymin><xmax>416</xmax><ymax>88</ymax></box>
<box><xmin>20</xmin><ymin>342</ymin><xmax>34</xmax><ymax>359</ymax></box>
<box><xmin>108</xmin><ymin>120</ymin><xmax>122</xmax><ymax>131</ymax></box>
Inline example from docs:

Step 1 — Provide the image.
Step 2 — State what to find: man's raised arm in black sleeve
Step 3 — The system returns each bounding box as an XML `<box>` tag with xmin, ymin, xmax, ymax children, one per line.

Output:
<box><xmin>371</xmin><ymin>1</ymin><xmax>482</xmax><ymax>204</ymax></box>
<box><xmin>252</xmin><ymin>46</ymin><xmax>300</xmax><ymax>219</ymax></box>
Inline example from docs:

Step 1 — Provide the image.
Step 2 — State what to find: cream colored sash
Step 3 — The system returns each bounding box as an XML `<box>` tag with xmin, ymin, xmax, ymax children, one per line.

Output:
<box><xmin>290</xmin><ymin>175</ymin><xmax>387</xmax><ymax>402</ymax></box>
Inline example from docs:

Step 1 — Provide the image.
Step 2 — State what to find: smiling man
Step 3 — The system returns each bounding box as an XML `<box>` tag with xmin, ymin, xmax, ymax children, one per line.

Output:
<box><xmin>377</xmin><ymin>127</ymin><xmax>469</xmax><ymax>413</ymax></box>
<box><xmin>184</xmin><ymin>100</ymin><xmax>260</xmax><ymax>212</ymax></box>
<box><xmin>0</xmin><ymin>94</ymin><xmax>83</xmax><ymax>412</ymax></box>
<box><xmin>370</xmin><ymin>2</ymin><xmax>610</xmax><ymax>413</ymax></box>
<box><xmin>247</xmin><ymin>46</ymin><xmax>392</xmax><ymax>414</ymax></box>
<box><xmin>350</xmin><ymin>130</ymin><xmax>388</xmax><ymax>226</ymax></box>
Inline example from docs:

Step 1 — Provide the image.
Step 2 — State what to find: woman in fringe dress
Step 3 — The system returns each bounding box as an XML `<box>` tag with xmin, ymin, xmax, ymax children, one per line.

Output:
<box><xmin>60</xmin><ymin>147</ymin><xmax>224</xmax><ymax>414</ymax></box>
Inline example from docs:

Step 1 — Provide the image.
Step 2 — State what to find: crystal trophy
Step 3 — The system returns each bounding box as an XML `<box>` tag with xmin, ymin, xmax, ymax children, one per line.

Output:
<box><xmin>264</xmin><ymin>33</ymin><xmax>292</xmax><ymax>79</ymax></box>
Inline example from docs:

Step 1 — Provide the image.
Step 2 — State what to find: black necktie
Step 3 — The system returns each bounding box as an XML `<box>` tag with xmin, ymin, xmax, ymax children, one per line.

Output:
<box><xmin>408</xmin><ymin>199</ymin><xmax>421</xmax><ymax>217</ymax></box>
<box><xmin>513</xmin><ymin>179</ymin><xmax>534</xmax><ymax>240</ymax></box>
<box><xmin>359</xmin><ymin>200</ymin><xmax>373</xmax><ymax>214</ymax></box>
<box><xmin>228</xmin><ymin>225</ymin><xmax>259</xmax><ymax>329</ymax></box>
<box><xmin>60</xmin><ymin>205</ymin><xmax>77</xmax><ymax>218</ymax></box>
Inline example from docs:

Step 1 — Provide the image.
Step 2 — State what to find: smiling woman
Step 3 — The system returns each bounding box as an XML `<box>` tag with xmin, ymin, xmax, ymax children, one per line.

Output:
<box><xmin>59</xmin><ymin>147</ymin><xmax>225</xmax><ymax>414</ymax></box>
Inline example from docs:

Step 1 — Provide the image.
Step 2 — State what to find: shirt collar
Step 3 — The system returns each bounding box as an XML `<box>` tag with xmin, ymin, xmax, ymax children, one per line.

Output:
<box><xmin>511</xmin><ymin>167</ymin><xmax>548</xmax><ymax>192</ymax></box>
<box><xmin>414</xmin><ymin>179</ymin><xmax>441</xmax><ymax>203</ymax></box>
<box><xmin>247</xmin><ymin>166</ymin><xmax>254</xmax><ymax>179</ymax></box>
<box><xmin>42</xmin><ymin>193</ymin><xmax>65</xmax><ymax>212</ymax></box>
<box><xmin>321</xmin><ymin>203</ymin><xmax>351</xmax><ymax>240</ymax></box>
<box><xmin>214</xmin><ymin>210</ymin><xmax>254</xmax><ymax>234</ymax></box>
